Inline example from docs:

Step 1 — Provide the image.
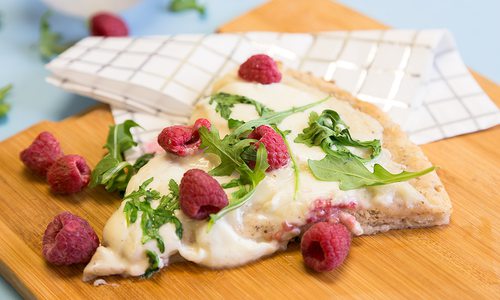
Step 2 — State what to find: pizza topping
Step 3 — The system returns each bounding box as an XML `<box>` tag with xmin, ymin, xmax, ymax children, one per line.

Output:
<box><xmin>20</xmin><ymin>131</ymin><xmax>63</xmax><ymax>177</ymax></box>
<box><xmin>247</xmin><ymin>125</ymin><xmax>290</xmax><ymax>171</ymax></box>
<box><xmin>179</xmin><ymin>169</ymin><xmax>229</xmax><ymax>220</ymax></box>
<box><xmin>123</xmin><ymin>177</ymin><xmax>182</xmax><ymax>250</ymax></box>
<box><xmin>238</xmin><ymin>54</ymin><xmax>282</xmax><ymax>84</ymax></box>
<box><xmin>301</xmin><ymin>222</ymin><xmax>351</xmax><ymax>272</ymax></box>
<box><xmin>144</xmin><ymin>250</ymin><xmax>160</xmax><ymax>278</ymax></box>
<box><xmin>89</xmin><ymin>12</ymin><xmax>129</xmax><ymax>37</ymax></box>
<box><xmin>157</xmin><ymin>118</ymin><xmax>211</xmax><ymax>156</ymax></box>
<box><xmin>229</xmin><ymin>96</ymin><xmax>329</xmax><ymax>137</ymax></box>
<box><xmin>209</xmin><ymin>92</ymin><xmax>274</xmax><ymax>129</ymax></box>
<box><xmin>198</xmin><ymin>126</ymin><xmax>269</xmax><ymax>225</ymax></box>
<box><xmin>47</xmin><ymin>155</ymin><xmax>91</xmax><ymax>194</ymax></box>
<box><xmin>295</xmin><ymin>110</ymin><xmax>381</xmax><ymax>162</ymax></box>
<box><xmin>308</xmin><ymin>154</ymin><xmax>435</xmax><ymax>191</ymax></box>
<box><xmin>42</xmin><ymin>211</ymin><xmax>99</xmax><ymax>265</ymax></box>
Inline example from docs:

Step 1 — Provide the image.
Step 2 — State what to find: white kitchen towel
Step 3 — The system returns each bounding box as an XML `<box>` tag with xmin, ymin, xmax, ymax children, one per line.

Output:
<box><xmin>46</xmin><ymin>30</ymin><xmax>499</xmax><ymax>160</ymax></box>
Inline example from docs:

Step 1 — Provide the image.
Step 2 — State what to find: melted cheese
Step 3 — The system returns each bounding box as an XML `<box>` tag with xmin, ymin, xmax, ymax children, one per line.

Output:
<box><xmin>83</xmin><ymin>74</ymin><xmax>426</xmax><ymax>281</ymax></box>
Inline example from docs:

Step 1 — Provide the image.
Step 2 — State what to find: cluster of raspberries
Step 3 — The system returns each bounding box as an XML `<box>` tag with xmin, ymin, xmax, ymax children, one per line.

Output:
<box><xmin>158</xmin><ymin>120</ymin><xmax>290</xmax><ymax>170</ymax></box>
<box><xmin>21</xmin><ymin>134</ymin><xmax>98</xmax><ymax>264</ymax></box>
<box><xmin>158</xmin><ymin>123</ymin><xmax>290</xmax><ymax>221</ymax></box>
<box><xmin>20</xmin><ymin>132</ymin><xmax>91</xmax><ymax>194</ymax></box>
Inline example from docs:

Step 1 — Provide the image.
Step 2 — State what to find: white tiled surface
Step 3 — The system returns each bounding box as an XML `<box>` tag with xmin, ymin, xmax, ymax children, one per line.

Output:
<box><xmin>46</xmin><ymin>30</ymin><xmax>500</xmax><ymax>158</ymax></box>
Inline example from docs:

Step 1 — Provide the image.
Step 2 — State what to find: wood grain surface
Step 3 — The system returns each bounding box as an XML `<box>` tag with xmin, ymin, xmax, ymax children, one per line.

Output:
<box><xmin>0</xmin><ymin>0</ymin><xmax>499</xmax><ymax>299</ymax></box>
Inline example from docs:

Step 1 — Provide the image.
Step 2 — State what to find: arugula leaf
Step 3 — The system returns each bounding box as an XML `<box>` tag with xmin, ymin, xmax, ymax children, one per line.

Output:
<box><xmin>230</xmin><ymin>96</ymin><xmax>330</xmax><ymax>137</ymax></box>
<box><xmin>199</xmin><ymin>127</ymin><xmax>255</xmax><ymax>180</ymax></box>
<box><xmin>199</xmin><ymin>126</ymin><xmax>269</xmax><ymax>226</ymax></box>
<box><xmin>295</xmin><ymin>110</ymin><xmax>381</xmax><ymax>162</ymax></box>
<box><xmin>169</xmin><ymin>0</ymin><xmax>206</xmax><ymax>15</ymax></box>
<box><xmin>308</xmin><ymin>154</ymin><xmax>435</xmax><ymax>190</ymax></box>
<box><xmin>90</xmin><ymin>120</ymin><xmax>148</xmax><ymax>193</ymax></box>
<box><xmin>201</xmin><ymin>97</ymin><xmax>331</xmax><ymax>225</ymax></box>
<box><xmin>132</xmin><ymin>153</ymin><xmax>155</xmax><ymax>173</ymax></box>
<box><xmin>208</xmin><ymin>144</ymin><xmax>268</xmax><ymax>226</ymax></box>
<box><xmin>39</xmin><ymin>11</ymin><xmax>74</xmax><ymax>60</ymax></box>
<box><xmin>124</xmin><ymin>177</ymin><xmax>182</xmax><ymax>254</ymax></box>
<box><xmin>144</xmin><ymin>250</ymin><xmax>160</xmax><ymax>278</ymax></box>
<box><xmin>0</xmin><ymin>84</ymin><xmax>12</xmax><ymax>118</ymax></box>
<box><xmin>210</xmin><ymin>93</ymin><xmax>275</xmax><ymax>128</ymax></box>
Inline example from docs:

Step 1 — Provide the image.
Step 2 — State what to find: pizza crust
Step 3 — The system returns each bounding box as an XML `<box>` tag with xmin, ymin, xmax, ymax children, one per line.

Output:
<box><xmin>284</xmin><ymin>69</ymin><xmax>452</xmax><ymax>234</ymax></box>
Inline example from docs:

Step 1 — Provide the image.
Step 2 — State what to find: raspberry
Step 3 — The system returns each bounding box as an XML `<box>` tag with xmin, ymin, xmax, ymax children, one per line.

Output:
<box><xmin>42</xmin><ymin>211</ymin><xmax>99</xmax><ymax>265</ymax></box>
<box><xmin>157</xmin><ymin>118</ymin><xmax>211</xmax><ymax>157</ymax></box>
<box><xmin>179</xmin><ymin>169</ymin><xmax>228</xmax><ymax>220</ymax></box>
<box><xmin>46</xmin><ymin>155</ymin><xmax>91</xmax><ymax>194</ymax></box>
<box><xmin>301</xmin><ymin>222</ymin><xmax>351</xmax><ymax>272</ymax></box>
<box><xmin>248</xmin><ymin>125</ymin><xmax>290</xmax><ymax>171</ymax></box>
<box><xmin>238</xmin><ymin>54</ymin><xmax>282</xmax><ymax>84</ymax></box>
<box><xmin>20</xmin><ymin>131</ymin><xmax>63</xmax><ymax>177</ymax></box>
<box><xmin>89</xmin><ymin>12</ymin><xmax>128</xmax><ymax>37</ymax></box>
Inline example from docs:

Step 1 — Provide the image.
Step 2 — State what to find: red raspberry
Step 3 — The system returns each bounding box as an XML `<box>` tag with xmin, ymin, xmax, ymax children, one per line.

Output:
<box><xmin>20</xmin><ymin>131</ymin><xmax>63</xmax><ymax>177</ymax></box>
<box><xmin>89</xmin><ymin>12</ymin><xmax>128</xmax><ymax>37</ymax></box>
<box><xmin>42</xmin><ymin>211</ymin><xmax>99</xmax><ymax>265</ymax></box>
<box><xmin>301</xmin><ymin>222</ymin><xmax>351</xmax><ymax>272</ymax></box>
<box><xmin>157</xmin><ymin>118</ymin><xmax>211</xmax><ymax>157</ymax></box>
<box><xmin>238</xmin><ymin>54</ymin><xmax>282</xmax><ymax>84</ymax></box>
<box><xmin>46</xmin><ymin>155</ymin><xmax>91</xmax><ymax>194</ymax></box>
<box><xmin>179</xmin><ymin>169</ymin><xmax>228</xmax><ymax>220</ymax></box>
<box><xmin>248</xmin><ymin>125</ymin><xmax>290</xmax><ymax>171</ymax></box>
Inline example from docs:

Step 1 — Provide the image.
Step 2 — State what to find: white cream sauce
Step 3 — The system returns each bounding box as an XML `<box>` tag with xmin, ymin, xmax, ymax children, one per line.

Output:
<box><xmin>83</xmin><ymin>74</ymin><xmax>426</xmax><ymax>281</ymax></box>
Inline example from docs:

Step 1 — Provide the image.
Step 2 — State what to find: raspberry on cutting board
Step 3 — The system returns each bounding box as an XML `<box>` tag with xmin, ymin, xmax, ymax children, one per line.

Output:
<box><xmin>20</xmin><ymin>131</ymin><xmax>63</xmax><ymax>177</ymax></box>
<box><xmin>47</xmin><ymin>155</ymin><xmax>91</xmax><ymax>194</ymax></box>
<box><xmin>301</xmin><ymin>222</ymin><xmax>351</xmax><ymax>272</ymax></box>
<box><xmin>42</xmin><ymin>211</ymin><xmax>99</xmax><ymax>266</ymax></box>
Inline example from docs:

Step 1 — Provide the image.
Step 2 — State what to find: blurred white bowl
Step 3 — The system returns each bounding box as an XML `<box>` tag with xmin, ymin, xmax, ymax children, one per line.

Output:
<box><xmin>42</xmin><ymin>0</ymin><xmax>142</xmax><ymax>18</ymax></box>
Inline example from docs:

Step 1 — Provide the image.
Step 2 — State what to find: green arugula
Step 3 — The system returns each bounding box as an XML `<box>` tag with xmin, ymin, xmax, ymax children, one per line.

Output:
<box><xmin>230</xmin><ymin>96</ymin><xmax>330</xmax><ymax>137</ymax></box>
<box><xmin>200</xmin><ymin>96</ymin><xmax>330</xmax><ymax>223</ymax></box>
<box><xmin>132</xmin><ymin>153</ymin><xmax>155</xmax><ymax>172</ymax></box>
<box><xmin>169</xmin><ymin>0</ymin><xmax>206</xmax><ymax>15</ymax></box>
<box><xmin>0</xmin><ymin>84</ymin><xmax>13</xmax><ymax>118</ymax></box>
<box><xmin>144</xmin><ymin>250</ymin><xmax>160</xmax><ymax>278</ymax></box>
<box><xmin>199</xmin><ymin>127</ymin><xmax>269</xmax><ymax>226</ymax></box>
<box><xmin>90</xmin><ymin>120</ymin><xmax>155</xmax><ymax>193</ymax></box>
<box><xmin>295</xmin><ymin>110</ymin><xmax>381</xmax><ymax>162</ymax></box>
<box><xmin>123</xmin><ymin>177</ymin><xmax>182</xmax><ymax>253</ymax></box>
<box><xmin>39</xmin><ymin>11</ymin><xmax>74</xmax><ymax>60</ymax></box>
<box><xmin>308</xmin><ymin>153</ymin><xmax>435</xmax><ymax>190</ymax></box>
<box><xmin>210</xmin><ymin>92</ymin><xmax>275</xmax><ymax>128</ymax></box>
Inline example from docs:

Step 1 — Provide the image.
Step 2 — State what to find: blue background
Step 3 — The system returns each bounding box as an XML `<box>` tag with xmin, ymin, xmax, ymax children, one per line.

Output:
<box><xmin>0</xmin><ymin>0</ymin><xmax>498</xmax><ymax>298</ymax></box>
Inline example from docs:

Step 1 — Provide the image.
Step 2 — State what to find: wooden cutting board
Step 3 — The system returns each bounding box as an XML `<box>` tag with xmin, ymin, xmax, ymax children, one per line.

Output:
<box><xmin>1</xmin><ymin>0</ymin><xmax>499</xmax><ymax>298</ymax></box>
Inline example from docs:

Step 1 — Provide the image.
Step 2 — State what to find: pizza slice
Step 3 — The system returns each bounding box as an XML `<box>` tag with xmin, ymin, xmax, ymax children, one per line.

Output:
<box><xmin>83</xmin><ymin>55</ymin><xmax>451</xmax><ymax>281</ymax></box>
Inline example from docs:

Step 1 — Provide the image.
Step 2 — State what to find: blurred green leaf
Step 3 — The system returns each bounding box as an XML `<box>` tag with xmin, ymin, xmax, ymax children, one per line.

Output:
<box><xmin>0</xmin><ymin>84</ymin><xmax>13</xmax><ymax>118</ymax></box>
<box><xmin>39</xmin><ymin>11</ymin><xmax>74</xmax><ymax>60</ymax></box>
<box><xmin>169</xmin><ymin>0</ymin><xmax>206</xmax><ymax>15</ymax></box>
